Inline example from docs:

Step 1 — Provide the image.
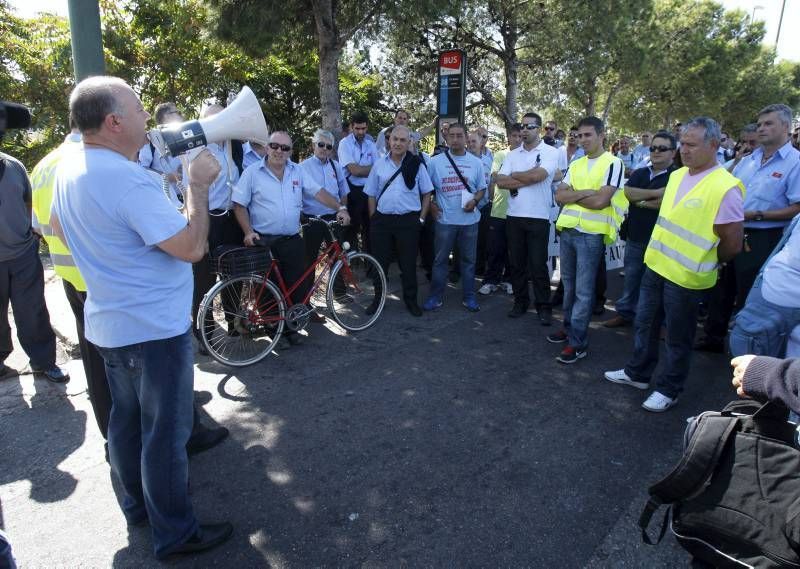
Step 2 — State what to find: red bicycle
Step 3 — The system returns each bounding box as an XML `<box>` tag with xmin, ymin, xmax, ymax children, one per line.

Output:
<box><xmin>197</xmin><ymin>218</ymin><xmax>387</xmax><ymax>366</ymax></box>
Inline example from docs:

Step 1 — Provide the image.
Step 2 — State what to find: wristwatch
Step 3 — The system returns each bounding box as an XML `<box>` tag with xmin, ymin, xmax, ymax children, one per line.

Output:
<box><xmin>754</xmin><ymin>210</ymin><xmax>764</xmax><ymax>221</ymax></box>
<box><xmin>338</xmin><ymin>205</ymin><xmax>347</xmax><ymax>211</ymax></box>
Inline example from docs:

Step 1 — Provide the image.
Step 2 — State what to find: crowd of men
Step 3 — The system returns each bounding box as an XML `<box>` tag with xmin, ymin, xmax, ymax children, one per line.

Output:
<box><xmin>1</xmin><ymin>74</ymin><xmax>799</xmax><ymax>562</ymax></box>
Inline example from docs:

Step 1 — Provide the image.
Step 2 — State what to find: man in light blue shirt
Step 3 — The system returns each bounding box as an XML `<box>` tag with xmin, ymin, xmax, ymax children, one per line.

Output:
<box><xmin>632</xmin><ymin>131</ymin><xmax>651</xmax><ymax>166</ymax></box>
<box><xmin>338</xmin><ymin>111</ymin><xmax>378</xmax><ymax>252</ymax></box>
<box><xmin>233</xmin><ymin>131</ymin><xmax>308</xmax><ymax>343</ymax></box>
<box><xmin>241</xmin><ymin>140</ymin><xmax>266</xmax><ymax>170</ymax></box>
<box><xmin>424</xmin><ymin>123</ymin><xmax>487</xmax><ymax>312</ymax></box>
<box><xmin>697</xmin><ymin>104</ymin><xmax>800</xmax><ymax>353</ymax></box>
<box><xmin>365</xmin><ymin>125</ymin><xmax>433</xmax><ymax>316</ymax></box>
<box><xmin>51</xmin><ymin>76</ymin><xmax>233</xmax><ymax>559</ymax></box>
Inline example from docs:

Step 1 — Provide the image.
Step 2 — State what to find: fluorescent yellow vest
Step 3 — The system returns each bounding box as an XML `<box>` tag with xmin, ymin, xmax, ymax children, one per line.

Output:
<box><xmin>644</xmin><ymin>166</ymin><xmax>745</xmax><ymax>290</ymax></box>
<box><xmin>30</xmin><ymin>139</ymin><xmax>87</xmax><ymax>292</ymax></box>
<box><xmin>556</xmin><ymin>152</ymin><xmax>628</xmax><ymax>244</ymax></box>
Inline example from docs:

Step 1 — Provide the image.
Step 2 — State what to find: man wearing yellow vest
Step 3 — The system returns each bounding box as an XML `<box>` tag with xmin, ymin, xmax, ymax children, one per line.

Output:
<box><xmin>31</xmin><ymin>125</ymin><xmax>110</xmax><ymax>435</ymax></box>
<box><xmin>604</xmin><ymin>117</ymin><xmax>744</xmax><ymax>412</ymax></box>
<box><xmin>548</xmin><ymin>116</ymin><xmax>626</xmax><ymax>364</ymax></box>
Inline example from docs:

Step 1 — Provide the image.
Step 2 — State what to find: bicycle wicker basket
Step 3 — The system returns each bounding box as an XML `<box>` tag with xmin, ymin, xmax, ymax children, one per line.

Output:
<box><xmin>211</xmin><ymin>245</ymin><xmax>271</xmax><ymax>277</ymax></box>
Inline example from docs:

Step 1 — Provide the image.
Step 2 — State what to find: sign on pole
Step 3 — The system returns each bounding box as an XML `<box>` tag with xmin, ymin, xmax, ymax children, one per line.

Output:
<box><xmin>436</xmin><ymin>50</ymin><xmax>467</xmax><ymax>144</ymax></box>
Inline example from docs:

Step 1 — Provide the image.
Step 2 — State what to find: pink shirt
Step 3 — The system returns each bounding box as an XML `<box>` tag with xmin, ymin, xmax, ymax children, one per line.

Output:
<box><xmin>674</xmin><ymin>165</ymin><xmax>743</xmax><ymax>225</ymax></box>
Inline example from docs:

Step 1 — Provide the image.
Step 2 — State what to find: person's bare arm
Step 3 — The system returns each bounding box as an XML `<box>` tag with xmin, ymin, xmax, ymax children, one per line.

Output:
<box><xmin>495</xmin><ymin>174</ymin><xmax>525</xmax><ymax>190</ymax></box>
<box><xmin>625</xmin><ymin>186</ymin><xmax>665</xmax><ymax>202</ymax></box>
<box><xmin>51</xmin><ymin>211</ymin><xmax>65</xmax><ymax>242</ymax></box>
<box><xmin>554</xmin><ymin>185</ymin><xmax>598</xmax><ymax>205</ymax></box>
<box><xmin>233</xmin><ymin>204</ymin><xmax>260</xmax><ymax>246</ymax></box>
<box><xmin>156</xmin><ymin>150</ymin><xmax>219</xmax><ymax>262</ymax></box>
<box><xmin>346</xmin><ymin>163</ymin><xmax>372</xmax><ymax>178</ymax></box>
<box><xmin>420</xmin><ymin>193</ymin><xmax>431</xmax><ymax>219</ymax></box>
<box><xmin>368</xmin><ymin>196</ymin><xmax>377</xmax><ymax>217</ymax></box>
<box><xmin>744</xmin><ymin>203</ymin><xmax>800</xmax><ymax>221</ymax></box>
<box><xmin>510</xmin><ymin>167</ymin><xmax>549</xmax><ymax>185</ymax></box>
<box><xmin>578</xmin><ymin>185</ymin><xmax>617</xmax><ymax>210</ymax></box>
<box><xmin>714</xmin><ymin>221</ymin><xmax>744</xmax><ymax>262</ymax></box>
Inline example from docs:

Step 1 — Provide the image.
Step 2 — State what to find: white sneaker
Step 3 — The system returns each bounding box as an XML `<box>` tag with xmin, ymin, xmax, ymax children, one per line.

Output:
<box><xmin>499</xmin><ymin>282</ymin><xmax>513</xmax><ymax>295</ymax></box>
<box><xmin>478</xmin><ymin>283</ymin><xmax>497</xmax><ymax>295</ymax></box>
<box><xmin>642</xmin><ymin>391</ymin><xmax>678</xmax><ymax>413</ymax></box>
<box><xmin>604</xmin><ymin>369</ymin><xmax>649</xmax><ymax>390</ymax></box>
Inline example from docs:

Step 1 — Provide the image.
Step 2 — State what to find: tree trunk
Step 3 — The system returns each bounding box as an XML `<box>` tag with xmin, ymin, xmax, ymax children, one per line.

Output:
<box><xmin>601</xmin><ymin>82</ymin><xmax>620</xmax><ymax>124</ymax></box>
<box><xmin>504</xmin><ymin>54</ymin><xmax>518</xmax><ymax>126</ymax></box>
<box><xmin>312</xmin><ymin>0</ymin><xmax>343</xmax><ymax>139</ymax></box>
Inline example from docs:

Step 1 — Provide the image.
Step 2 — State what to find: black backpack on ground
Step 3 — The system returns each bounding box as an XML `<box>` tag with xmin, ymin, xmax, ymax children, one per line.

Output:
<box><xmin>640</xmin><ymin>400</ymin><xmax>800</xmax><ymax>568</ymax></box>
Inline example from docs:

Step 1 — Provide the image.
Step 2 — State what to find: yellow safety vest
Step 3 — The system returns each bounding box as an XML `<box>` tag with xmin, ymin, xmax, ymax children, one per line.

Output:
<box><xmin>556</xmin><ymin>152</ymin><xmax>628</xmax><ymax>244</ymax></box>
<box><xmin>644</xmin><ymin>166</ymin><xmax>745</xmax><ymax>290</ymax></box>
<box><xmin>30</xmin><ymin>138</ymin><xmax>87</xmax><ymax>292</ymax></box>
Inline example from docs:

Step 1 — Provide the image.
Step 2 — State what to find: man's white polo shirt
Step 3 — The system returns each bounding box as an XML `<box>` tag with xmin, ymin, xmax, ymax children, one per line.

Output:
<box><xmin>498</xmin><ymin>141</ymin><xmax>560</xmax><ymax>220</ymax></box>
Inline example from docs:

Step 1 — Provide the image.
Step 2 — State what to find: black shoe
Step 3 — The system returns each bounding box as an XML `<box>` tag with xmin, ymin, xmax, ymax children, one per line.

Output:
<box><xmin>507</xmin><ymin>303</ymin><xmax>529</xmax><ymax>318</ymax></box>
<box><xmin>538</xmin><ymin>307</ymin><xmax>552</xmax><ymax>326</ymax></box>
<box><xmin>187</xmin><ymin>426</ymin><xmax>229</xmax><ymax>457</ymax></box>
<box><xmin>405</xmin><ymin>300</ymin><xmax>423</xmax><ymax>317</ymax></box>
<box><xmin>592</xmin><ymin>303</ymin><xmax>605</xmax><ymax>316</ymax></box>
<box><xmin>157</xmin><ymin>522</ymin><xmax>233</xmax><ymax>560</ymax></box>
<box><xmin>550</xmin><ymin>294</ymin><xmax>563</xmax><ymax>307</ymax></box>
<box><xmin>693</xmin><ymin>336</ymin><xmax>724</xmax><ymax>353</ymax></box>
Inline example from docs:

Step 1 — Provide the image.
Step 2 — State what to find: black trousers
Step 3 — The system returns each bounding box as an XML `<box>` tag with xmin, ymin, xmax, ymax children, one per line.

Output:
<box><xmin>506</xmin><ymin>216</ymin><xmax>551</xmax><ymax>308</ymax></box>
<box><xmin>0</xmin><ymin>241</ymin><xmax>56</xmax><ymax>369</ymax></box>
<box><xmin>255</xmin><ymin>234</ymin><xmax>309</xmax><ymax>306</ymax></box>
<box><xmin>484</xmin><ymin>216</ymin><xmax>511</xmax><ymax>284</ymax></box>
<box><xmin>703</xmin><ymin>226</ymin><xmax>784</xmax><ymax>342</ymax></box>
<box><xmin>370</xmin><ymin>212</ymin><xmax>421</xmax><ymax>303</ymax></box>
<box><xmin>191</xmin><ymin>211</ymin><xmax>245</xmax><ymax>332</ymax></box>
<box><xmin>303</xmin><ymin>213</ymin><xmax>339</xmax><ymax>296</ymax></box>
<box><xmin>419</xmin><ymin>211</ymin><xmax>436</xmax><ymax>279</ymax></box>
<box><xmin>63</xmin><ymin>280</ymin><xmax>111</xmax><ymax>439</ymax></box>
<box><xmin>475</xmin><ymin>203</ymin><xmax>492</xmax><ymax>276</ymax></box>
<box><xmin>345</xmin><ymin>182</ymin><xmax>371</xmax><ymax>253</ymax></box>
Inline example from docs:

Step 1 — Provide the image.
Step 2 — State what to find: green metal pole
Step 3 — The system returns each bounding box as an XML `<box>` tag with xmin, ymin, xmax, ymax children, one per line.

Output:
<box><xmin>67</xmin><ymin>0</ymin><xmax>105</xmax><ymax>82</ymax></box>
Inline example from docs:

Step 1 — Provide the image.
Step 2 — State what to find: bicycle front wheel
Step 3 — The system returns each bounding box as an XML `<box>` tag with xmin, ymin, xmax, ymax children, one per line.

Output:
<box><xmin>327</xmin><ymin>252</ymin><xmax>387</xmax><ymax>331</ymax></box>
<box><xmin>198</xmin><ymin>274</ymin><xmax>286</xmax><ymax>367</ymax></box>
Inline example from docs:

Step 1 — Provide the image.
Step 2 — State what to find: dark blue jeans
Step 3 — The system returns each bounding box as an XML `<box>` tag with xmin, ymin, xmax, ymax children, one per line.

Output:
<box><xmin>560</xmin><ymin>229</ymin><xmax>605</xmax><ymax>350</ymax></box>
<box><xmin>614</xmin><ymin>239</ymin><xmax>647</xmax><ymax>321</ymax></box>
<box><xmin>429</xmin><ymin>221</ymin><xmax>479</xmax><ymax>301</ymax></box>
<box><xmin>96</xmin><ymin>329</ymin><xmax>198</xmax><ymax>558</ymax></box>
<box><xmin>624</xmin><ymin>269</ymin><xmax>705</xmax><ymax>399</ymax></box>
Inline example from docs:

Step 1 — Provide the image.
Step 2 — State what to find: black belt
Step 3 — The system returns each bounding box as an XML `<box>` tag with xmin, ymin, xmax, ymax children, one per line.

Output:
<box><xmin>210</xmin><ymin>208</ymin><xmax>231</xmax><ymax>215</ymax></box>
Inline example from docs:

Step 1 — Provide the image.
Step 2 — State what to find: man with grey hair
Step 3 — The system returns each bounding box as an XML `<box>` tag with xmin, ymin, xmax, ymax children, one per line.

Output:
<box><xmin>696</xmin><ymin>104</ymin><xmax>800</xmax><ymax>353</ymax></box>
<box><xmin>51</xmin><ymin>76</ymin><xmax>233</xmax><ymax>558</ymax></box>
<box><xmin>300</xmin><ymin>128</ymin><xmax>350</xmax><ymax>320</ymax></box>
<box><xmin>605</xmin><ymin>117</ymin><xmax>744</xmax><ymax>412</ymax></box>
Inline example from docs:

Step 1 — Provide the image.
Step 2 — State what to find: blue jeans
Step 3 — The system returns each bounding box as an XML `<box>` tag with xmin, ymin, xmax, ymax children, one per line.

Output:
<box><xmin>624</xmin><ymin>269</ymin><xmax>704</xmax><ymax>399</ymax></box>
<box><xmin>96</xmin><ymin>329</ymin><xmax>198</xmax><ymax>558</ymax></box>
<box><xmin>429</xmin><ymin>222</ymin><xmax>479</xmax><ymax>301</ymax></box>
<box><xmin>614</xmin><ymin>240</ymin><xmax>647</xmax><ymax>321</ymax></box>
<box><xmin>560</xmin><ymin>229</ymin><xmax>605</xmax><ymax>350</ymax></box>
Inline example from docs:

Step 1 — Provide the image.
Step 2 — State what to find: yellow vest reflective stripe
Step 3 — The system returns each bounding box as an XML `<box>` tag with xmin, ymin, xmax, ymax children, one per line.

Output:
<box><xmin>30</xmin><ymin>140</ymin><xmax>87</xmax><ymax>292</ymax></box>
<box><xmin>644</xmin><ymin>166</ymin><xmax>745</xmax><ymax>290</ymax></box>
<box><xmin>555</xmin><ymin>152</ymin><xmax>628</xmax><ymax>244</ymax></box>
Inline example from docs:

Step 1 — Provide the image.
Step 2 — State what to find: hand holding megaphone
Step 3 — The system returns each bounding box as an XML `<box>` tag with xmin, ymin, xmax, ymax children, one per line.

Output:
<box><xmin>187</xmin><ymin>149</ymin><xmax>222</xmax><ymax>192</ymax></box>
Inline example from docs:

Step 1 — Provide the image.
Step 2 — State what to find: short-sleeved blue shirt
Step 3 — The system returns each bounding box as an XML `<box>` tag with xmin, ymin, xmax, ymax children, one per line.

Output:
<box><xmin>299</xmin><ymin>156</ymin><xmax>349</xmax><ymax>216</ymax></box>
<box><xmin>233</xmin><ymin>160</ymin><xmax>303</xmax><ymax>236</ymax></box>
<box><xmin>181</xmin><ymin>142</ymin><xmax>239</xmax><ymax>211</ymax></box>
<box><xmin>52</xmin><ymin>147</ymin><xmax>192</xmax><ymax>348</ymax></box>
<box><xmin>733</xmin><ymin>141</ymin><xmax>800</xmax><ymax>229</ymax></box>
<box><xmin>428</xmin><ymin>151</ymin><xmax>487</xmax><ymax>225</ymax></box>
<box><xmin>337</xmin><ymin>134</ymin><xmax>378</xmax><ymax>186</ymax></box>
<box><xmin>364</xmin><ymin>154</ymin><xmax>433</xmax><ymax>214</ymax></box>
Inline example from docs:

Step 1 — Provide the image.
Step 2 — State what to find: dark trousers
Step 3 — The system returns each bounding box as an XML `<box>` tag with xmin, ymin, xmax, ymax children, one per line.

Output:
<box><xmin>345</xmin><ymin>182</ymin><xmax>371</xmax><ymax>253</ymax></box>
<box><xmin>255</xmin><ymin>234</ymin><xmax>309</xmax><ymax>305</ymax></box>
<box><xmin>0</xmin><ymin>241</ymin><xmax>56</xmax><ymax>369</ymax></box>
<box><xmin>506</xmin><ymin>216</ymin><xmax>551</xmax><ymax>308</ymax></box>
<box><xmin>419</xmin><ymin>212</ymin><xmax>436</xmax><ymax>279</ymax></box>
<box><xmin>475</xmin><ymin>203</ymin><xmax>492</xmax><ymax>276</ymax></box>
<box><xmin>370</xmin><ymin>212</ymin><xmax>421</xmax><ymax>303</ymax></box>
<box><xmin>191</xmin><ymin>212</ymin><xmax>244</xmax><ymax>332</ymax></box>
<box><xmin>303</xmin><ymin>213</ymin><xmax>338</xmax><ymax>296</ymax></box>
<box><xmin>483</xmin><ymin>216</ymin><xmax>511</xmax><ymax>284</ymax></box>
<box><xmin>625</xmin><ymin>269</ymin><xmax>705</xmax><ymax>399</ymax></box>
<box><xmin>63</xmin><ymin>280</ymin><xmax>111</xmax><ymax>439</ymax></box>
<box><xmin>703</xmin><ymin>227</ymin><xmax>784</xmax><ymax>342</ymax></box>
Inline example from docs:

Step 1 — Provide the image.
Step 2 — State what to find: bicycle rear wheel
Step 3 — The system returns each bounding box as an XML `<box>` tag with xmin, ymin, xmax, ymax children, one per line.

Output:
<box><xmin>326</xmin><ymin>252</ymin><xmax>386</xmax><ymax>331</ymax></box>
<box><xmin>198</xmin><ymin>275</ymin><xmax>286</xmax><ymax>367</ymax></box>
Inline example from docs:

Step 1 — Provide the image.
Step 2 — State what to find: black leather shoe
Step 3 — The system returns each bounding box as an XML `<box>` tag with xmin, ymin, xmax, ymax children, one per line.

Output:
<box><xmin>157</xmin><ymin>522</ymin><xmax>233</xmax><ymax>560</ymax></box>
<box><xmin>405</xmin><ymin>301</ymin><xmax>423</xmax><ymax>317</ymax></box>
<box><xmin>187</xmin><ymin>426</ymin><xmax>229</xmax><ymax>457</ymax></box>
<box><xmin>538</xmin><ymin>307</ymin><xmax>552</xmax><ymax>326</ymax></box>
<box><xmin>507</xmin><ymin>304</ymin><xmax>529</xmax><ymax>318</ymax></box>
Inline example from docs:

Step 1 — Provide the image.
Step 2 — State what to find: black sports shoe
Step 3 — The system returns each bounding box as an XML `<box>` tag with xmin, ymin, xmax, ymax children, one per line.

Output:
<box><xmin>507</xmin><ymin>303</ymin><xmax>529</xmax><ymax>318</ymax></box>
<box><xmin>556</xmin><ymin>345</ymin><xmax>586</xmax><ymax>364</ymax></box>
<box><xmin>405</xmin><ymin>300</ymin><xmax>423</xmax><ymax>317</ymax></box>
<box><xmin>156</xmin><ymin>522</ymin><xmax>233</xmax><ymax>560</ymax></box>
<box><xmin>546</xmin><ymin>330</ymin><xmax>568</xmax><ymax>344</ymax></box>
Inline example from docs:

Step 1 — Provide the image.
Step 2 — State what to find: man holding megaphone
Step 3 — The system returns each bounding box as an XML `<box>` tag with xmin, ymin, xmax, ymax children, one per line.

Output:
<box><xmin>51</xmin><ymin>76</ymin><xmax>234</xmax><ymax>560</ymax></box>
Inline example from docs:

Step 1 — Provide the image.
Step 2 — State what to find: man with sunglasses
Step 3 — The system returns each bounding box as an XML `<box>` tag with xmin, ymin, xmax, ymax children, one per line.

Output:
<box><xmin>543</xmin><ymin>121</ymin><xmax>558</xmax><ymax>146</ymax></box>
<box><xmin>300</xmin><ymin>128</ymin><xmax>351</xmax><ymax>321</ymax></box>
<box><xmin>339</xmin><ymin>111</ymin><xmax>378</xmax><ymax>253</ymax></box>
<box><xmin>233</xmin><ymin>131</ymin><xmax>308</xmax><ymax>346</ymax></box>
<box><xmin>495</xmin><ymin>112</ymin><xmax>561</xmax><ymax>325</ymax></box>
<box><xmin>605</xmin><ymin>131</ymin><xmax>677</xmax><ymax>328</ymax></box>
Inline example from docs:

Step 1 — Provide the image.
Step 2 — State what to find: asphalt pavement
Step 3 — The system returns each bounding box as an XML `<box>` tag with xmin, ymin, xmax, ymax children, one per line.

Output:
<box><xmin>0</xmin><ymin>259</ymin><xmax>737</xmax><ymax>567</ymax></box>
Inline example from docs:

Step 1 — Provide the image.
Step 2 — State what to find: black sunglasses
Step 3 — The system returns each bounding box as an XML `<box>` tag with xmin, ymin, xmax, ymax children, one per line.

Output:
<box><xmin>316</xmin><ymin>141</ymin><xmax>333</xmax><ymax>150</ymax></box>
<box><xmin>544</xmin><ymin>126</ymin><xmax>555</xmax><ymax>131</ymax></box>
<box><xmin>269</xmin><ymin>142</ymin><xmax>292</xmax><ymax>152</ymax></box>
<box><xmin>649</xmin><ymin>145</ymin><xmax>674</xmax><ymax>153</ymax></box>
<box><xmin>522</xmin><ymin>124</ymin><xmax>541</xmax><ymax>130</ymax></box>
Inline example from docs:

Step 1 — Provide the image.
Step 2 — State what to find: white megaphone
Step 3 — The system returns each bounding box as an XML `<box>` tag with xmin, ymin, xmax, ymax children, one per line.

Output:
<box><xmin>148</xmin><ymin>86</ymin><xmax>268</xmax><ymax>159</ymax></box>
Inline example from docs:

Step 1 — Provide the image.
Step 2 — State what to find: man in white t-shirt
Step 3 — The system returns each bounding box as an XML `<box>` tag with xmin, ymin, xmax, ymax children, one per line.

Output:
<box><xmin>495</xmin><ymin>111</ymin><xmax>560</xmax><ymax>325</ymax></box>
